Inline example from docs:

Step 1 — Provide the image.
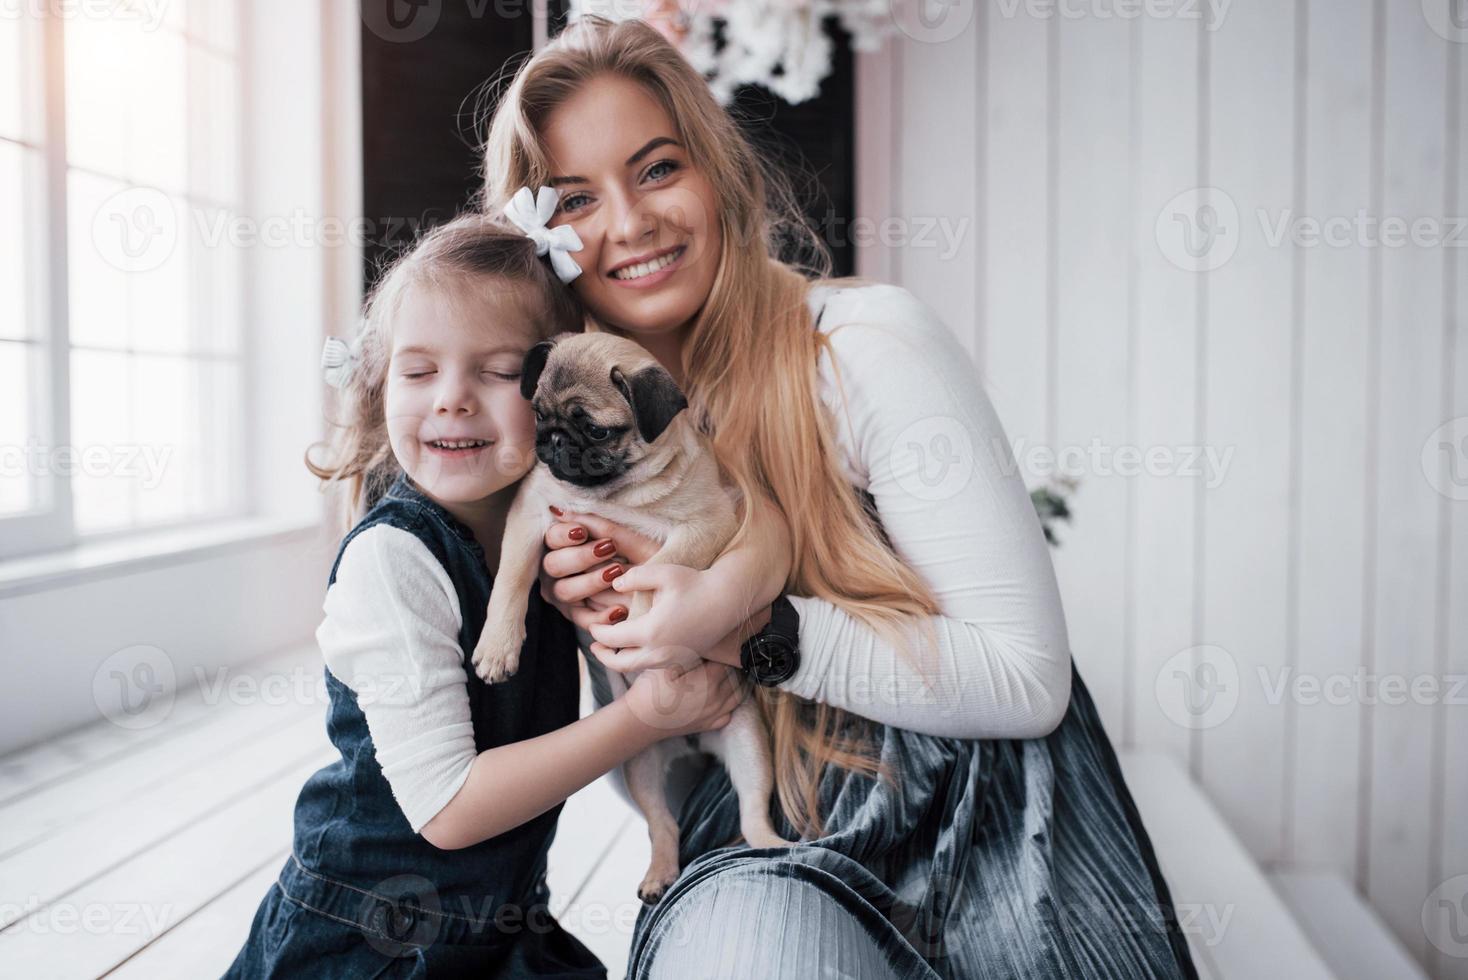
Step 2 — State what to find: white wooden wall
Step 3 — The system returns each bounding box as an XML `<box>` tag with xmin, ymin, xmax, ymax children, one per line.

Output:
<box><xmin>855</xmin><ymin>2</ymin><xmax>1466</xmax><ymax>975</ymax></box>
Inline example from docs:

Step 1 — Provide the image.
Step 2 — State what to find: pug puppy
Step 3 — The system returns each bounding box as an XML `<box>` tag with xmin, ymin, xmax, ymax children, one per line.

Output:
<box><xmin>472</xmin><ymin>331</ymin><xmax>794</xmax><ymax>904</ymax></box>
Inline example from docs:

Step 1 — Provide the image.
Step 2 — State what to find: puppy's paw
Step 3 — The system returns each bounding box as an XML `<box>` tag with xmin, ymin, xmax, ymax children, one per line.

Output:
<box><xmin>636</xmin><ymin>860</ymin><xmax>680</xmax><ymax>906</ymax></box>
<box><xmin>471</xmin><ymin>624</ymin><xmax>525</xmax><ymax>684</ymax></box>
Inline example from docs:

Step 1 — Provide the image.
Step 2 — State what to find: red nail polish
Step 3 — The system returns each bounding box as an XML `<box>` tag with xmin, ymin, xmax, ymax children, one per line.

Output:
<box><xmin>569</xmin><ymin>527</ymin><xmax>587</xmax><ymax>542</ymax></box>
<box><xmin>549</xmin><ymin>505</ymin><xmax>563</xmax><ymax>517</ymax></box>
<box><xmin>593</xmin><ymin>540</ymin><xmax>616</xmax><ymax>558</ymax></box>
<box><xmin>609</xmin><ymin>607</ymin><xmax>628</xmax><ymax>623</ymax></box>
<box><xmin>602</xmin><ymin>564</ymin><xmax>623</xmax><ymax>582</ymax></box>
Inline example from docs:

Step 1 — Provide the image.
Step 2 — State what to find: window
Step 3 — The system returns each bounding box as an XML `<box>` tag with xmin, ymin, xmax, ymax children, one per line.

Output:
<box><xmin>1</xmin><ymin>2</ymin><xmax>244</xmax><ymax>559</ymax></box>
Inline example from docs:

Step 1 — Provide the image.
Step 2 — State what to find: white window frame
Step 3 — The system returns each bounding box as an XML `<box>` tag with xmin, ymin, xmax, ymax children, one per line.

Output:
<box><xmin>1</xmin><ymin>5</ymin><xmax>253</xmax><ymax>561</ymax></box>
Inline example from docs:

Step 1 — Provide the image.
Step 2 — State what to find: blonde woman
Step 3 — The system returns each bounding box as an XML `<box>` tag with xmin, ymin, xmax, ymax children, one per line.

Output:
<box><xmin>481</xmin><ymin>17</ymin><xmax>1198</xmax><ymax>979</ymax></box>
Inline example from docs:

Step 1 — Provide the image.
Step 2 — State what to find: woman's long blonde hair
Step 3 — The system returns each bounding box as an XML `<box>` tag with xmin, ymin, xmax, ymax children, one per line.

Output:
<box><xmin>480</xmin><ymin>17</ymin><xmax>943</xmax><ymax>839</ymax></box>
<box><xmin>306</xmin><ymin>213</ymin><xmax>584</xmax><ymax>534</ymax></box>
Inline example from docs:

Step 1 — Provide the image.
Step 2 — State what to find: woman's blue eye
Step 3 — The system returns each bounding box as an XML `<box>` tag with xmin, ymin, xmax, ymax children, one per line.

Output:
<box><xmin>559</xmin><ymin>192</ymin><xmax>591</xmax><ymax>213</ymax></box>
<box><xmin>645</xmin><ymin>159</ymin><xmax>679</xmax><ymax>182</ymax></box>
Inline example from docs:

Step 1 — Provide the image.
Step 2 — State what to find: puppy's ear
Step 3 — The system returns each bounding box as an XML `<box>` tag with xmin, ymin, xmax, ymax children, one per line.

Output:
<box><xmin>611</xmin><ymin>365</ymin><xmax>688</xmax><ymax>444</ymax></box>
<box><xmin>520</xmin><ymin>341</ymin><xmax>556</xmax><ymax>400</ymax></box>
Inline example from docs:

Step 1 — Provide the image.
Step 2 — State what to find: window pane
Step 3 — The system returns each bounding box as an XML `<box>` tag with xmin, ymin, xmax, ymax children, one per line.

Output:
<box><xmin>190</xmin><ymin>47</ymin><xmax>239</xmax><ymax>204</ymax></box>
<box><xmin>131</xmin><ymin>352</ymin><xmax>189</xmax><ymax>523</ymax></box>
<box><xmin>196</xmin><ymin>207</ymin><xmax>241</xmax><ymax>354</ymax></box>
<box><xmin>127</xmin><ymin>205</ymin><xmax>191</xmax><ymax>354</ymax></box>
<box><xmin>66</xmin><ymin>16</ymin><xmax>187</xmax><ymax>193</ymax></box>
<box><xmin>0</xmin><ymin>141</ymin><xmax>43</xmax><ymax>341</ymax></box>
<box><xmin>187</xmin><ymin>2</ymin><xmax>237</xmax><ymax>54</ymax></box>
<box><xmin>0</xmin><ymin>340</ymin><xmax>36</xmax><ymax>516</ymax></box>
<box><xmin>194</xmin><ymin>358</ymin><xmax>239</xmax><ymax>514</ymax></box>
<box><xmin>70</xmin><ymin>347</ymin><xmax>133</xmax><ymax>531</ymax></box>
<box><xmin>0</xmin><ymin>14</ymin><xmax>38</xmax><ymax>144</ymax></box>
<box><xmin>66</xmin><ymin>170</ymin><xmax>133</xmax><ymax>350</ymax></box>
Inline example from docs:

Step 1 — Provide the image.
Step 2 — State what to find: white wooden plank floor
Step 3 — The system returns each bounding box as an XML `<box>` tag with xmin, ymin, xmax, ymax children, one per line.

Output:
<box><xmin>0</xmin><ymin>643</ymin><xmax>642</xmax><ymax>980</ymax></box>
<box><xmin>4</xmin><ymin>644</ymin><xmax>1373</xmax><ymax>980</ymax></box>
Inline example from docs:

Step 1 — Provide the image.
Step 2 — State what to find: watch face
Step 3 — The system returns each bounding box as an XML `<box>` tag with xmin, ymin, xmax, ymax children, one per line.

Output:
<box><xmin>751</xmin><ymin>635</ymin><xmax>795</xmax><ymax>684</ymax></box>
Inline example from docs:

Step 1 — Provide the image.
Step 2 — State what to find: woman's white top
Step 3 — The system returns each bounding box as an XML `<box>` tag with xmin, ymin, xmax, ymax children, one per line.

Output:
<box><xmin>316</xmin><ymin>281</ymin><xmax>1073</xmax><ymax>831</ymax></box>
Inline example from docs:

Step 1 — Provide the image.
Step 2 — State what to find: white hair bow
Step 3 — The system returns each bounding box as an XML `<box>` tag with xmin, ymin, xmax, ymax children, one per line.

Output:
<box><xmin>504</xmin><ymin>186</ymin><xmax>584</xmax><ymax>284</ymax></box>
<box><xmin>321</xmin><ymin>336</ymin><xmax>358</xmax><ymax>390</ymax></box>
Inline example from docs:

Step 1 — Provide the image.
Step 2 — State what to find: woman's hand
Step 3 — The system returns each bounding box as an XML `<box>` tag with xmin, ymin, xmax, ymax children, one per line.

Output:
<box><xmin>584</xmin><ymin>564</ymin><xmax>768</xmax><ymax>673</ymax></box>
<box><xmin>539</xmin><ymin>509</ymin><xmax>662</xmax><ymax>631</ymax></box>
<box><xmin>624</xmin><ymin>660</ymin><xmax>749</xmax><ymax>738</ymax></box>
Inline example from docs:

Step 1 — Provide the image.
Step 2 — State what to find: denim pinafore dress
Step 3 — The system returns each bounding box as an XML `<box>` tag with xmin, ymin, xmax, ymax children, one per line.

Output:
<box><xmin>224</xmin><ymin>473</ymin><xmax>606</xmax><ymax>979</ymax></box>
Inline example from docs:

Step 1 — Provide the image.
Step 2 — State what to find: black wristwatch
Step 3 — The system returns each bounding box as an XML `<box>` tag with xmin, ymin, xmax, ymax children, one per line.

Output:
<box><xmin>740</xmin><ymin>594</ymin><xmax>800</xmax><ymax>687</ymax></box>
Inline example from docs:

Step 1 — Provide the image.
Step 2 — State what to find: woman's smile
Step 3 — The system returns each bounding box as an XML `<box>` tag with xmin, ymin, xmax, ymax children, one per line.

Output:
<box><xmin>607</xmin><ymin>243</ymin><xmax>687</xmax><ymax>288</ymax></box>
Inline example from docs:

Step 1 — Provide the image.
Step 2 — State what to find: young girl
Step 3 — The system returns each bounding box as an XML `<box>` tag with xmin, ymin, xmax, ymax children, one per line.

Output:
<box><xmin>223</xmin><ymin>209</ymin><xmax>745</xmax><ymax>979</ymax></box>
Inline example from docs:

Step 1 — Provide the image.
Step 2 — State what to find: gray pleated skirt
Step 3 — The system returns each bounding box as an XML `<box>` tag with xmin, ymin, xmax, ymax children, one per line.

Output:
<box><xmin>617</xmin><ymin>664</ymin><xmax>1198</xmax><ymax>980</ymax></box>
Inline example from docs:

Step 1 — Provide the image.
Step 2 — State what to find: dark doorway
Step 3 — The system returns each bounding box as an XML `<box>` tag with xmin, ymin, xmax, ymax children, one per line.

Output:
<box><xmin>359</xmin><ymin>3</ymin><xmax>855</xmax><ymax>287</ymax></box>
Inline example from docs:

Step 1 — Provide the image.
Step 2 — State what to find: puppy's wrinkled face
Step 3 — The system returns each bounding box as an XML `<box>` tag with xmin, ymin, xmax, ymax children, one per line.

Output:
<box><xmin>521</xmin><ymin>333</ymin><xmax>688</xmax><ymax>490</ymax></box>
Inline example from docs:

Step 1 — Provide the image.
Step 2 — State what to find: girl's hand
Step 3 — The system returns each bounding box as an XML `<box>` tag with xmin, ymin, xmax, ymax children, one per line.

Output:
<box><xmin>585</xmin><ymin>564</ymin><xmax>758</xmax><ymax>674</ymax></box>
<box><xmin>539</xmin><ymin>510</ymin><xmax>662</xmax><ymax>631</ymax></box>
<box><xmin>625</xmin><ymin>660</ymin><xmax>748</xmax><ymax>738</ymax></box>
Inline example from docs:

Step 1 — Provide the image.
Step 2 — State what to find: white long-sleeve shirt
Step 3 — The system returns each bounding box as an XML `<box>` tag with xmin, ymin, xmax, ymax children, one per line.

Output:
<box><xmin>317</xmin><ymin>280</ymin><xmax>1072</xmax><ymax>830</ymax></box>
